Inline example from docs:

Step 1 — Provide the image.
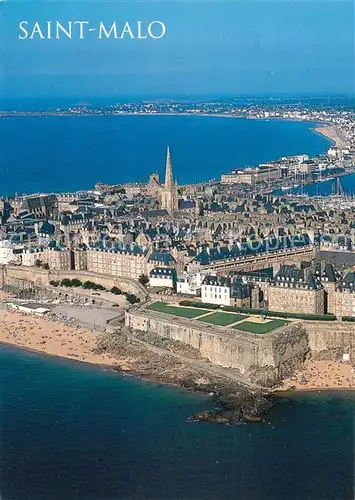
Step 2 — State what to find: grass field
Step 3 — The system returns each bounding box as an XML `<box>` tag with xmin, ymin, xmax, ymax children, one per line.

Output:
<box><xmin>147</xmin><ymin>302</ymin><xmax>208</xmax><ymax>318</ymax></box>
<box><xmin>198</xmin><ymin>312</ymin><xmax>247</xmax><ymax>326</ymax></box>
<box><xmin>233</xmin><ymin>319</ymin><xmax>287</xmax><ymax>334</ymax></box>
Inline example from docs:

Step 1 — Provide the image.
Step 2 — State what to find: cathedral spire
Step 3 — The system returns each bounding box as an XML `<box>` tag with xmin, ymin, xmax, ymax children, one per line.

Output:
<box><xmin>165</xmin><ymin>146</ymin><xmax>174</xmax><ymax>188</ymax></box>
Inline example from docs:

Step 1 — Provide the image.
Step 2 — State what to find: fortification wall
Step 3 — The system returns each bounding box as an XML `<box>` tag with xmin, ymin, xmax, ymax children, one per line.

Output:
<box><xmin>0</xmin><ymin>265</ymin><xmax>148</xmax><ymax>299</ymax></box>
<box><xmin>125</xmin><ymin>309</ymin><xmax>308</xmax><ymax>386</ymax></box>
<box><xmin>305</xmin><ymin>321</ymin><xmax>355</xmax><ymax>360</ymax></box>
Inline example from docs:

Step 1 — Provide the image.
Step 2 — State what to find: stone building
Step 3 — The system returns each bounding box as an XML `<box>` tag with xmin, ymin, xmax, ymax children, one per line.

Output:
<box><xmin>22</xmin><ymin>247</ymin><xmax>72</xmax><ymax>270</ymax></box>
<box><xmin>268</xmin><ymin>265</ymin><xmax>325</xmax><ymax>315</ymax></box>
<box><xmin>314</xmin><ymin>262</ymin><xmax>341</xmax><ymax>315</ymax></box>
<box><xmin>85</xmin><ymin>245</ymin><xmax>147</xmax><ymax>280</ymax></box>
<box><xmin>160</xmin><ymin>146</ymin><xmax>179</xmax><ymax>214</ymax></box>
<box><xmin>333</xmin><ymin>272</ymin><xmax>355</xmax><ymax>318</ymax></box>
<box><xmin>230</xmin><ymin>278</ymin><xmax>252</xmax><ymax>308</ymax></box>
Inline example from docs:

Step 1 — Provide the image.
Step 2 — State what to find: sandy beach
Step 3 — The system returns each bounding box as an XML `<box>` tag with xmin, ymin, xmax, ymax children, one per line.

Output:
<box><xmin>0</xmin><ymin>307</ymin><xmax>134</xmax><ymax>370</ymax></box>
<box><xmin>314</xmin><ymin>124</ymin><xmax>348</xmax><ymax>148</ymax></box>
<box><xmin>1</xmin><ymin>298</ymin><xmax>355</xmax><ymax>392</ymax></box>
<box><xmin>278</xmin><ymin>359</ymin><xmax>355</xmax><ymax>391</ymax></box>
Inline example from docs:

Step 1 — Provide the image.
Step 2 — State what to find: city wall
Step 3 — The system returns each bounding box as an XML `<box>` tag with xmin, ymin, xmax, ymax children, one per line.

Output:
<box><xmin>0</xmin><ymin>265</ymin><xmax>148</xmax><ymax>299</ymax></box>
<box><xmin>125</xmin><ymin>308</ymin><xmax>309</xmax><ymax>386</ymax></box>
<box><xmin>305</xmin><ymin>321</ymin><xmax>355</xmax><ymax>360</ymax></box>
<box><xmin>125</xmin><ymin>308</ymin><xmax>355</xmax><ymax>386</ymax></box>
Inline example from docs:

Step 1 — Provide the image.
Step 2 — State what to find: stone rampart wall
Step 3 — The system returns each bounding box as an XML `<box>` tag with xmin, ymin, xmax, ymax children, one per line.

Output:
<box><xmin>305</xmin><ymin>321</ymin><xmax>355</xmax><ymax>360</ymax></box>
<box><xmin>0</xmin><ymin>265</ymin><xmax>148</xmax><ymax>299</ymax></box>
<box><xmin>125</xmin><ymin>308</ymin><xmax>308</xmax><ymax>386</ymax></box>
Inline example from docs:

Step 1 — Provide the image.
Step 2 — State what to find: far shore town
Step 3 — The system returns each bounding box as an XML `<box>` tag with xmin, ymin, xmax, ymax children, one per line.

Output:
<box><xmin>1</xmin><ymin>99</ymin><xmax>355</xmax><ymax>414</ymax></box>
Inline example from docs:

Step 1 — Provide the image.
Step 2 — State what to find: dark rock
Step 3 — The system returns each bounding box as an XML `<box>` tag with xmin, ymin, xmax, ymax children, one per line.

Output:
<box><xmin>240</xmin><ymin>395</ymin><xmax>274</xmax><ymax>422</ymax></box>
<box><xmin>189</xmin><ymin>391</ymin><xmax>276</xmax><ymax>425</ymax></box>
<box><xmin>187</xmin><ymin>410</ymin><xmax>241</xmax><ymax>425</ymax></box>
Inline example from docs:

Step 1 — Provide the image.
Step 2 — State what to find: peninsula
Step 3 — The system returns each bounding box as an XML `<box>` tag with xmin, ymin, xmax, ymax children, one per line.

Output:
<box><xmin>1</xmin><ymin>98</ymin><xmax>355</xmax><ymax>423</ymax></box>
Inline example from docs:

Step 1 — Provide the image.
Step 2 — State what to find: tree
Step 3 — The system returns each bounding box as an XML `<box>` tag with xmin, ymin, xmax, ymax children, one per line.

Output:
<box><xmin>43</xmin><ymin>263</ymin><xmax>50</xmax><ymax>270</ymax></box>
<box><xmin>35</xmin><ymin>259</ymin><xmax>42</xmax><ymax>267</ymax></box>
<box><xmin>125</xmin><ymin>293</ymin><xmax>140</xmax><ymax>305</ymax></box>
<box><xmin>60</xmin><ymin>278</ymin><xmax>72</xmax><ymax>287</ymax></box>
<box><xmin>71</xmin><ymin>278</ymin><xmax>82</xmax><ymax>287</ymax></box>
<box><xmin>138</xmin><ymin>274</ymin><xmax>149</xmax><ymax>287</ymax></box>
<box><xmin>110</xmin><ymin>286</ymin><xmax>122</xmax><ymax>295</ymax></box>
<box><xmin>49</xmin><ymin>280</ymin><xmax>59</xmax><ymax>287</ymax></box>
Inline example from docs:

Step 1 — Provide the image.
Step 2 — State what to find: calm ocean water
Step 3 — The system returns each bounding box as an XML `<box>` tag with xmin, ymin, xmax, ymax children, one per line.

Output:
<box><xmin>0</xmin><ymin>115</ymin><xmax>331</xmax><ymax>195</ymax></box>
<box><xmin>1</xmin><ymin>345</ymin><xmax>354</xmax><ymax>500</ymax></box>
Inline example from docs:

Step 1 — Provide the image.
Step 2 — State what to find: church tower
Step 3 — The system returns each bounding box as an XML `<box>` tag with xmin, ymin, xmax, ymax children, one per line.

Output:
<box><xmin>161</xmin><ymin>146</ymin><xmax>178</xmax><ymax>213</ymax></box>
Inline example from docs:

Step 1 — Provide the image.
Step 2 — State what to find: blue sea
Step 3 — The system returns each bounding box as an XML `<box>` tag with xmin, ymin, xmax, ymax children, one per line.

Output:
<box><xmin>0</xmin><ymin>114</ymin><xmax>332</xmax><ymax>195</ymax></box>
<box><xmin>1</xmin><ymin>345</ymin><xmax>354</xmax><ymax>500</ymax></box>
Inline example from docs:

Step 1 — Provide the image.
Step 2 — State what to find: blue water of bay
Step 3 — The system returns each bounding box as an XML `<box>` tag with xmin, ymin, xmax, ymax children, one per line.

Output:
<box><xmin>1</xmin><ymin>345</ymin><xmax>354</xmax><ymax>500</ymax></box>
<box><xmin>0</xmin><ymin>115</ymin><xmax>331</xmax><ymax>196</ymax></box>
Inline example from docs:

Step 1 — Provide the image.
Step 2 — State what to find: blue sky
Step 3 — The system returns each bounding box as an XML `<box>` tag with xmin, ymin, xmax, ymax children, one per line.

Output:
<box><xmin>1</xmin><ymin>0</ymin><xmax>354</xmax><ymax>98</ymax></box>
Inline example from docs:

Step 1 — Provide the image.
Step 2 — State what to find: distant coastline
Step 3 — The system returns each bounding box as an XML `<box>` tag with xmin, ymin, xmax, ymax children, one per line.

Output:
<box><xmin>313</xmin><ymin>124</ymin><xmax>348</xmax><ymax>148</ymax></box>
<box><xmin>2</xmin><ymin>108</ymin><xmax>341</xmax><ymax>152</ymax></box>
<box><xmin>0</xmin><ymin>111</ymin><xmax>333</xmax><ymax>195</ymax></box>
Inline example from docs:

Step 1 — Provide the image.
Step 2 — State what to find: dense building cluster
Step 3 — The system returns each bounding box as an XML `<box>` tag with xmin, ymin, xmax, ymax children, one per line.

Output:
<box><xmin>0</xmin><ymin>125</ymin><xmax>355</xmax><ymax>319</ymax></box>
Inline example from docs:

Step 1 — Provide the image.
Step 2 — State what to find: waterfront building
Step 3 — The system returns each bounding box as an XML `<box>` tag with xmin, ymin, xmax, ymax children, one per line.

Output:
<box><xmin>85</xmin><ymin>244</ymin><xmax>147</xmax><ymax>280</ymax></box>
<box><xmin>221</xmin><ymin>165</ymin><xmax>279</xmax><ymax>185</ymax></box>
<box><xmin>268</xmin><ymin>265</ymin><xmax>325</xmax><ymax>315</ymax></box>
<box><xmin>221</xmin><ymin>169</ymin><xmax>255</xmax><ymax>185</ymax></box>
<box><xmin>21</xmin><ymin>246</ymin><xmax>72</xmax><ymax>270</ymax></box>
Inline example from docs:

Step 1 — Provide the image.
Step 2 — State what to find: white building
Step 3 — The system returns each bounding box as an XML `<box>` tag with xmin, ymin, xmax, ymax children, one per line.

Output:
<box><xmin>201</xmin><ymin>275</ymin><xmax>231</xmax><ymax>305</ymax></box>
<box><xmin>149</xmin><ymin>267</ymin><xmax>176</xmax><ymax>288</ymax></box>
<box><xmin>0</xmin><ymin>241</ymin><xmax>22</xmax><ymax>265</ymax></box>
<box><xmin>176</xmin><ymin>271</ymin><xmax>209</xmax><ymax>295</ymax></box>
<box><xmin>221</xmin><ymin>169</ymin><xmax>255</xmax><ymax>185</ymax></box>
<box><xmin>328</xmin><ymin>147</ymin><xmax>339</xmax><ymax>158</ymax></box>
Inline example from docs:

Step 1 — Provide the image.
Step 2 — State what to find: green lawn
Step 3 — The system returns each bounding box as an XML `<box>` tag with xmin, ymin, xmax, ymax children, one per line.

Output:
<box><xmin>147</xmin><ymin>302</ymin><xmax>208</xmax><ymax>319</ymax></box>
<box><xmin>233</xmin><ymin>319</ymin><xmax>287</xmax><ymax>334</ymax></box>
<box><xmin>198</xmin><ymin>312</ymin><xmax>247</xmax><ymax>326</ymax></box>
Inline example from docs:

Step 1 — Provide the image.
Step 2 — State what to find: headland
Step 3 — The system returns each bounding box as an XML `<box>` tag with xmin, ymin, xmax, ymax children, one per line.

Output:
<box><xmin>1</xmin><ymin>97</ymin><xmax>355</xmax><ymax>424</ymax></box>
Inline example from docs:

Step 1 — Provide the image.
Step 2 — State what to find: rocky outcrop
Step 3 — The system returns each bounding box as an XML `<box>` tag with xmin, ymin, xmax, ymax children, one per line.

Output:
<box><xmin>188</xmin><ymin>390</ymin><xmax>275</xmax><ymax>424</ymax></box>
<box><xmin>96</xmin><ymin>331</ymin><xmax>276</xmax><ymax>425</ymax></box>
